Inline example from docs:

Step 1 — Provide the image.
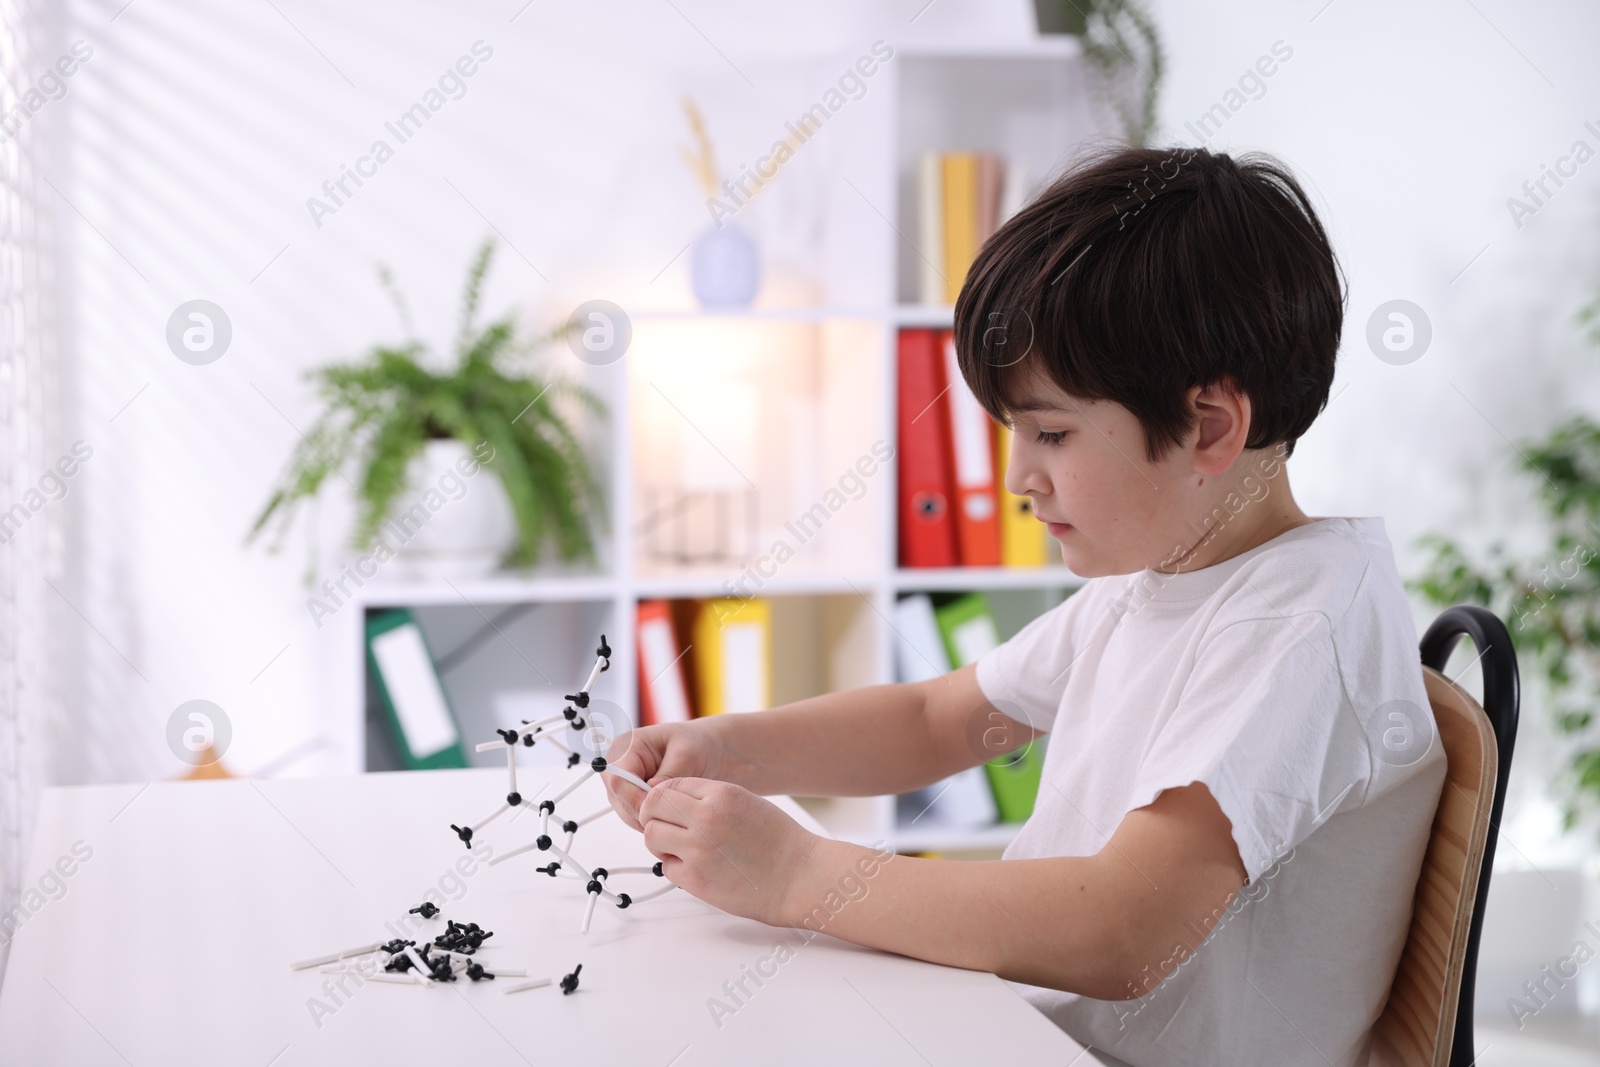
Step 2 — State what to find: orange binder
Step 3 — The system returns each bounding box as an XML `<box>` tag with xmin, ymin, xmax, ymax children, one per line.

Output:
<box><xmin>897</xmin><ymin>329</ymin><xmax>959</xmax><ymax>568</ymax></box>
<box><xmin>940</xmin><ymin>329</ymin><xmax>1002</xmax><ymax>567</ymax></box>
<box><xmin>636</xmin><ymin>600</ymin><xmax>693</xmax><ymax>726</ymax></box>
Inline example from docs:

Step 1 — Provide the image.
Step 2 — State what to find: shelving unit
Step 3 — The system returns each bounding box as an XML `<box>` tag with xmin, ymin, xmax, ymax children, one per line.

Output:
<box><xmin>323</xmin><ymin>38</ymin><xmax>1109</xmax><ymax>854</ymax></box>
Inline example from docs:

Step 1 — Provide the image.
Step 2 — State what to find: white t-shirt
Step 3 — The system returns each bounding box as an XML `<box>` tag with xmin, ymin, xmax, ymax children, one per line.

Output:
<box><xmin>974</xmin><ymin>516</ymin><xmax>1446</xmax><ymax>1067</ymax></box>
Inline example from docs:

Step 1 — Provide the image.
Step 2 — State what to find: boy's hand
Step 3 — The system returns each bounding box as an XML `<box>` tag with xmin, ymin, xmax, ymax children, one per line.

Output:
<box><xmin>602</xmin><ymin>721</ymin><xmax>727</xmax><ymax>831</ymax></box>
<box><xmin>637</xmin><ymin>777</ymin><xmax>819</xmax><ymax>927</ymax></box>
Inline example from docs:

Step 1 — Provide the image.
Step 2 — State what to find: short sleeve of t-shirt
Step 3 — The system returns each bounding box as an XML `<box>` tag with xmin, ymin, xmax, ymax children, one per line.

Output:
<box><xmin>1131</xmin><ymin>611</ymin><xmax>1373</xmax><ymax>884</ymax></box>
<box><xmin>973</xmin><ymin>580</ymin><xmax>1107</xmax><ymax>736</ymax></box>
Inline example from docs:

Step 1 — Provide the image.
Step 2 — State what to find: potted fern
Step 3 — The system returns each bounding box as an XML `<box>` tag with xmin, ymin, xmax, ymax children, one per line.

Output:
<box><xmin>248</xmin><ymin>240</ymin><xmax>607</xmax><ymax>581</ymax></box>
<box><xmin>1034</xmin><ymin>0</ymin><xmax>1165</xmax><ymax>146</ymax></box>
<box><xmin>1409</xmin><ymin>298</ymin><xmax>1600</xmax><ymax>836</ymax></box>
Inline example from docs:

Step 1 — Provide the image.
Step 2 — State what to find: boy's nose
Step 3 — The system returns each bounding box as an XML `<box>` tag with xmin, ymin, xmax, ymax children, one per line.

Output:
<box><xmin>1004</xmin><ymin>444</ymin><xmax>1048</xmax><ymax>499</ymax></box>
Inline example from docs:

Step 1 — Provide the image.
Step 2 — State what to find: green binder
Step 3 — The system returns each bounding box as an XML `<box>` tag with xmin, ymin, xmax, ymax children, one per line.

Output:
<box><xmin>933</xmin><ymin>593</ymin><xmax>1044</xmax><ymax>823</ymax></box>
<box><xmin>365</xmin><ymin>609</ymin><xmax>468</xmax><ymax>769</ymax></box>
<box><xmin>983</xmin><ymin>742</ymin><xmax>1044</xmax><ymax>823</ymax></box>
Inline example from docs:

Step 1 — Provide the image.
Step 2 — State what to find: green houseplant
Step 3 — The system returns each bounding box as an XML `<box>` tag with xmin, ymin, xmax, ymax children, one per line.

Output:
<box><xmin>248</xmin><ymin>240</ymin><xmax>607</xmax><ymax>580</ymax></box>
<box><xmin>1034</xmin><ymin>0</ymin><xmax>1166</xmax><ymax>146</ymax></box>
<box><xmin>1408</xmin><ymin>299</ymin><xmax>1600</xmax><ymax>835</ymax></box>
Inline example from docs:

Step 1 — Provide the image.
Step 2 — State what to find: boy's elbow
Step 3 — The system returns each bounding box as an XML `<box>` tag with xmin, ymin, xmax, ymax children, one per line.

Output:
<box><xmin>1078</xmin><ymin>931</ymin><xmax>1164</xmax><ymax>1002</ymax></box>
<box><xmin>1003</xmin><ymin>864</ymin><xmax>1190</xmax><ymax>1002</ymax></box>
<box><xmin>998</xmin><ymin>934</ymin><xmax>1148</xmax><ymax>1001</ymax></box>
<box><xmin>1094</xmin><ymin>910</ymin><xmax>1208</xmax><ymax>1002</ymax></box>
<box><xmin>996</xmin><ymin>899</ymin><xmax>1162</xmax><ymax>1000</ymax></box>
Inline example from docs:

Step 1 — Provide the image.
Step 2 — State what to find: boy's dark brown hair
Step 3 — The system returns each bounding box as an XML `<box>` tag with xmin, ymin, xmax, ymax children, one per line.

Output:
<box><xmin>953</xmin><ymin>144</ymin><xmax>1345</xmax><ymax>464</ymax></box>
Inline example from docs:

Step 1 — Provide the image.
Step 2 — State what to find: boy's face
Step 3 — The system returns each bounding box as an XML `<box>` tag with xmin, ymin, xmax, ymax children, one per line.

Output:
<box><xmin>1002</xmin><ymin>371</ymin><xmax>1205</xmax><ymax>578</ymax></box>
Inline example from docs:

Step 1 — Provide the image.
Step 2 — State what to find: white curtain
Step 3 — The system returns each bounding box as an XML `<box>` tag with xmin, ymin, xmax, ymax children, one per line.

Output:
<box><xmin>0</xmin><ymin>0</ymin><xmax>62</xmax><ymax>982</ymax></box>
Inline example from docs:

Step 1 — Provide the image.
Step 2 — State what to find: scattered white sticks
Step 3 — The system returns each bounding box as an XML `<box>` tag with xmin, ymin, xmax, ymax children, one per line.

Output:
<box><xmin>369</xmin><ymin>972</ymin><xmax>423</xmax><ymax>986</ymax></box>
<box><xmin>403</xmin><ymin>945</ymin><xmax>433</xmax><ymax>978</ymax></box>
<box><xmin>291</xmin><ymin>942</ymin><xmax>382</xmax><ymax>971</ymax></box>
<box><xmin>504</xmin><ymin>976</ymin><xmax>553</xmax><ymax>995</ymax></box>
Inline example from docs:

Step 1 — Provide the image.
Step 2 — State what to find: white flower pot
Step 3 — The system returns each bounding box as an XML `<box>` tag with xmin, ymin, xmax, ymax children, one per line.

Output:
<box><xmin>383</xmin><ymin>439</ymin><xmax>518</xmax><ymax>579</ymax></box>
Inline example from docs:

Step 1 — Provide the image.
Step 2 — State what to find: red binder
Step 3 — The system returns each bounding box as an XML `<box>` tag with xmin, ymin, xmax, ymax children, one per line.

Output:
<box><xmin>897</xmin><ymin>328</ymin><xmax>959</xmax><ymax>568</ymax></box>
<box><xmin>939</xmin><ymin>329</ymin><xmax>1002</xmax><ymax>566</ymax></box>
<box><xmin>636</xmin><ymin>600</ymin><xmax>693</xmax><ymax>726</ymax></box>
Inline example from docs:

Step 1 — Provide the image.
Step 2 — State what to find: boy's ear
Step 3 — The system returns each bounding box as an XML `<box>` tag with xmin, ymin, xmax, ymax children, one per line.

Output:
<box><xmin>1188</xmin><ymin>380</ymin><xmax>1251</xmax><ymax>476</ymax></box>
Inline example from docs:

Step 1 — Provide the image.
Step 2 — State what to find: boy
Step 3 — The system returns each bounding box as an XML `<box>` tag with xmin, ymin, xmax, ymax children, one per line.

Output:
<box><xmin>603</xmin><ymin>145</ymin><xmax>1446</xmax><ymax>1067</ymax></box>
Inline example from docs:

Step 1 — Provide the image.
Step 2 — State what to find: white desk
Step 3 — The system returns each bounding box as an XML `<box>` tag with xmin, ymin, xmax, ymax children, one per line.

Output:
<box><xmin>0</xmin><ymin>768</ymin><xmax>1101</xmax><ymax>1065</ymax></box>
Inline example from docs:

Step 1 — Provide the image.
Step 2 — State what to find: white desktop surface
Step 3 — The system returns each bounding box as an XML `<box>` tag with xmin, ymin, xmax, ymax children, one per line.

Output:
<box><xmin>0</xmin><ymin>767</ymin><xmax>1100</xmax><ymax>1065</ymax></box>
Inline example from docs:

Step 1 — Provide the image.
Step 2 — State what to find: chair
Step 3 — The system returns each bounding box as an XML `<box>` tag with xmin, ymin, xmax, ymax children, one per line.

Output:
<box><xmin>1368</xmin><ymin>605</ymin><xmax>1521</xmax><ymax>1067</ymax></box>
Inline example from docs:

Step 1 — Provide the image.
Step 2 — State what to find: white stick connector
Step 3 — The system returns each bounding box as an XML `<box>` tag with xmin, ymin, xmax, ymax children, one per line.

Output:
<box><xmin>523</xmin><ymin>712</ymin><xmax>567</xmax><ymax>733</ymax></box>
<box><xmin>488</xmin><ymin>842</ymin><xmax>540</xmax><ymax>867</ymax></box>
<box><xmin>404</xmin><ymin>945</ymin><xmax>433</xmax><ymax>979</ymax></box>
<box><xmin>581</xmin><ymin>889</ymin><xmax>599</xmax><ymax>934</ymax></box>
<box><xmin>291</xmin><ymin>942</ymin><xmax>381</xmax><ymax>972</ymax></box>
<box><xmin>506</xmin><ymin>746</ymin><xmax>518</xmax><ymax>795</ymax></box>
<box><xmin>548</xmin><ymin>768</ymin><xmax>596</xmax><ymax>806</ymax></box>
<box><xmin>575</xmin><ymin>806</ymin><xmax>614</xmax><ymax>829</ymax></box>
<box><xmin>544</xmin><ymin>840</ymin><xmax>582</xmax><ymax>872</ymax></box>
<box><xmin>603</xmin><ymin>766</ymin><xmax>651</xmax><ymax>793</ymax></box>
<box><xmin>626</xmin><ymin>883</ymin><xmax>679</xmax><ymax>905</ymax></box>
<box><xmin>580</xmin><ymin>656</ymin><xmax>605</xmax><ymax>696</ymax></box>
<box><xmin>475</xmin><ymin>740</ymin><xmax>509</xmax><ymax>754</ymax></box>
<box><xmin>471</xmin><ymin>803</ymin><xmax>509</xmax><ymax>835</ymax></box>
<box><xmin>369</xmin><ymin>972</ymin><xmax>423</xmax><ymax>986</ymax></box>
<box><xmin>504</xmin><ymin>976</ymin><xmax>553</xmax><ymax>995</ymax></box>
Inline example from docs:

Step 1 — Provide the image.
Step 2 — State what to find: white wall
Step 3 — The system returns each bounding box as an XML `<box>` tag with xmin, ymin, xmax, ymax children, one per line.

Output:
<box><xmin>47</xmin><ymin>0</ymin><xmax>997</xmax><ymax>785</ymax></box>
<box><xmin>1149</xmin><ymin>0</ymin><xmax>1600</xmax><ymax>864</ymax></box>
<box><xmin>44</xmin><ymin>0</ymin><xmax>1600</xmax><ymax>861</ymax></box>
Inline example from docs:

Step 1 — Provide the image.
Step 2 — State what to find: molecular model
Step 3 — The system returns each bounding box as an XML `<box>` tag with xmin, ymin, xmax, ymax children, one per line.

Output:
<box><xmin>289</xmin><ymin>635</ymin><xmax>671</xmax><ymax>999</ymax></box>
<box><xmin>451</xmin><ymin>634</ymin><xmax>679</xmax><ymax>935</ymax></box>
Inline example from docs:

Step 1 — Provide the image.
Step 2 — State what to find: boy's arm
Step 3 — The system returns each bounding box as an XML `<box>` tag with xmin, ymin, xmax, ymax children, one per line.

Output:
<box><xmin>780</xmin><ymin>782</ymin><xmax>1249</xmax><ymax>1000</ymax></box>
<box><xmin>712</xmin><ymin>663</ymin><xmax>1041</xmax><ymax>797</ymax></box>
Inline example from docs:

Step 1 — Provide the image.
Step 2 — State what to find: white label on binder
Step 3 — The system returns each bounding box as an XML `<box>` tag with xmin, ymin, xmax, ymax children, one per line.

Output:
<box><xmin>944</xmin><ymin>336</ymin><xmax>995</xmax><ymax>488</ymax></box>
<box><xmin>951</xmin><ymin>614</ymin><xmax>1000</xmax><ymax>667</ymax></box>
<box><xmin>722</xmin><ymin>624</ymin><xmax>768</xmax><ymax>713</ymax></box>
<box><xmin>371</xmin><ymin>623</ymin><xmax>458</xmax><ymax>759</ymax></box>
<box><xmin>639</xmin><ymin>617</ymin><xmax>692</xmax><ymax>724</ymax></box>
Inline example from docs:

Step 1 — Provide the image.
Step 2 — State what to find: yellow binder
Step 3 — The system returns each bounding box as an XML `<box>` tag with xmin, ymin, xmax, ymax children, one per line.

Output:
<box><xmin>691</xmin><ymin>598</ymin><xmax>772</xmax><ymax>716</ymax></box>
<box><xmin>942</xmin><ymin>153</ymin><xmax>980</xmax><ymax>305</ymax></box>
<box><xmin>995</xmin><ymin>422</ymin><xmax>1048</xmax><ymax>567</ymax></box>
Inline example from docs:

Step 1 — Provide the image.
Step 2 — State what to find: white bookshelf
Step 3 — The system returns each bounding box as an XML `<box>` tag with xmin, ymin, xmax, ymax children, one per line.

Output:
<box><xmin>323</xmin><ymin>38</ymin><xmax>1107</xmax><ymax>854</ymax></box>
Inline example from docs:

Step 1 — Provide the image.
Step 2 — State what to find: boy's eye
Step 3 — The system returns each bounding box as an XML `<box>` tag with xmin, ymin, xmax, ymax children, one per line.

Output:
<box><xmin>1035</xmin><ymin>430</ymin><xmax>1068</xmax><ymax>446</ymax></box>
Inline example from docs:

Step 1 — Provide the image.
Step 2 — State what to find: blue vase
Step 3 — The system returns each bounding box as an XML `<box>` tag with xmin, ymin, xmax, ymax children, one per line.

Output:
<box><xmin>690</xmin><ymin>220</ymin><xmax>760</xmax><ymax>309</ymax></box>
